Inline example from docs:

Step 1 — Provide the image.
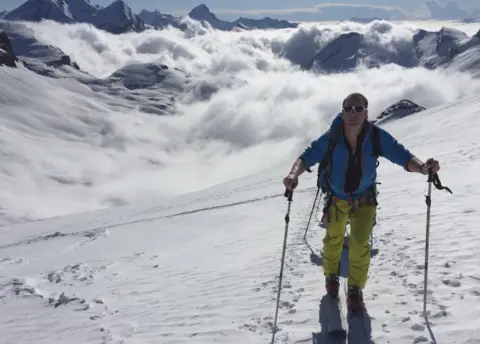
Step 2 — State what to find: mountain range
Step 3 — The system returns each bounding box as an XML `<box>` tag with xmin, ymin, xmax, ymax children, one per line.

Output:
<box><xmin>1</xmin><ymin>0</ymin><xmax>298</xmax><ymax>34</ymax></box>
<box><xmin>306</xmin><ymin>27</ymin><xmax>480</xmax><ymax>76</ymax></box>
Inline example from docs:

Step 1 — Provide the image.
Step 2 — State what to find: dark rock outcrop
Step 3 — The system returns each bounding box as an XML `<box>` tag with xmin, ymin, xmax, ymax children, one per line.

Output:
<box><xmin>373</xmin><ymin>99</ymin><xmax>426</xmax><ymax>125</ymax></box>
<box><xmin>47</xmin><ymin>54</ymin><xmax>80</xmax><ymax>70</ymax></box>
<box><xmin>0</xmin><ymin>30</ymin><xmax>18</xmax><ymax>67</ymax></box>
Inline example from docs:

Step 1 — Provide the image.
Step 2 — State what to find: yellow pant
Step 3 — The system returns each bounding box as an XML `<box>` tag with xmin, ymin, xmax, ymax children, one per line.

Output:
<box><xmin>322</xmin><ymin>199</ymin><xmax>376</xmax><ymax>289</ymax></box>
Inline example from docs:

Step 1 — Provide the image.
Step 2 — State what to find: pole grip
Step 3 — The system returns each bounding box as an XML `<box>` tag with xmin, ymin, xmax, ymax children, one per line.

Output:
<box><xmin>284</xmin><ymin>188</ymin><xmax>293</xmax><ymax>201</ymax></box>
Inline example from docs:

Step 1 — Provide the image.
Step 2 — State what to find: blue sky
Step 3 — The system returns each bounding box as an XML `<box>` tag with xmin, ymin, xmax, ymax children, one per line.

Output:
<box><xmin>2</xmin><ymin>0</ymin><xmax>478</xmax><ymax>21</ymax></box>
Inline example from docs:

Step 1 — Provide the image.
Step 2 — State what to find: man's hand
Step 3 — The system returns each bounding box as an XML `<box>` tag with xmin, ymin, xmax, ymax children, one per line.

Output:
<box><xmin>421</xmin><ymin>158</ymin><xmax>440</xmax><ymax>175</ymax></box>
<box><xmin>283</xmin><ymin>159</ymin><xmax>307</xmax><ymax>190</ymax></box>
<box><xmin>407</xmin><ymin>157</ymin><xmax>440</xmax><ymax>175</ymax></box>
<box><xmin>283</xmin><ymin>173</ymin><xmax>299</xmax><ymax>190</ymax></box>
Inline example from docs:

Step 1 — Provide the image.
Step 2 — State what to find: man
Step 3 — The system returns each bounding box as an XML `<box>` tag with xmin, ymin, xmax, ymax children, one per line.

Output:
<box><xmin>283</xmin><ymin>93</ymin><xmax>440</xmax><ymax>312</ymax></box>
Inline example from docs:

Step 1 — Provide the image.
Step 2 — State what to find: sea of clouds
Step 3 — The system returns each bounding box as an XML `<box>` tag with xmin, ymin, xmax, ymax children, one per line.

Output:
<box><xmin>1</xmin><ymin>18</ymin><xmax>479</xmax><ymax>224</ymax></box>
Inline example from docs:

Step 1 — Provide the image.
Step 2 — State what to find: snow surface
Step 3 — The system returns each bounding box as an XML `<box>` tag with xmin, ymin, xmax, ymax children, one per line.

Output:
<box><xmin>1</xmin><ymin>19</ymin><xmax>480</xmax><ymax>344</ymax></box>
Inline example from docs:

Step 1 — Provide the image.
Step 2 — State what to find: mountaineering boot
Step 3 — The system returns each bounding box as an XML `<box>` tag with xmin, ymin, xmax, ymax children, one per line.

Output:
<box><xmin>347</xmin><ymin>286</ymin><xmax>364</xmax><ymax>313</ymax></box>
<box><xmin>325</xmin><ymin>275</ymin><xmax>339</xmax><ymax>297</ymax></box>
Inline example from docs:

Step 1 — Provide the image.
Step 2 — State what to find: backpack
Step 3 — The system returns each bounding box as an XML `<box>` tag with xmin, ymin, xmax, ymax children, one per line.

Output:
<box><xmin>315</xmin><ymin>122</ymin><xmax>382</xmax><ymax>195</ymax></box>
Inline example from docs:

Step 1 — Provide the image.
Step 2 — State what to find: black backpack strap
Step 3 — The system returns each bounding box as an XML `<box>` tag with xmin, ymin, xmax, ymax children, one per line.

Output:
<box><xmin>317</xmin><ymin>126</ymin><xmax>340</xmax><ymax>189</ymax></box>
<box><xmin>369</xmin><ymin>123</ymin><xmax>382</xmax><ymax>198</ymax></box>
<box><xmin>306</xmin><ymin>128</ymin><xmax>336</xmax><ymax>174</ymax></box>
<box><xmin>370</xmin><ymin>123</ymin><xmax>382</xmax><ymax>159</ymax></box>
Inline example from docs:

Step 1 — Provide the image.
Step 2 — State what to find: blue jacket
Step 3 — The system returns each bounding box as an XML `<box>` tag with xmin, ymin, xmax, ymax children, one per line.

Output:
<box><xmin>299</xmin><ymin>114</ymin><xmax>413</xmax><ymax>200</ymax></box>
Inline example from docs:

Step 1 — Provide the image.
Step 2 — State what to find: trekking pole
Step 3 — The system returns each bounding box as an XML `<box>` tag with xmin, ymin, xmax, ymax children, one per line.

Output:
<box><xmin>423</xmin><ymin>170</ymin><xmax>453</xmax><ymax>314</ymax></box>
<box><xmin>423</xmin><ymin>171</ymin><xmax>433</xmax><ymax>317</ymax></box>
<box><xmin>422</xmin><ymin>169</ymin><xmax>452</xmax><ymax>342</ymax></box>
<box><xmin>303</xmin><ymin>187</ymin><xmax>320</xmax><ymax>241</ymax></box>
<box><xmin>271</xmin><ymin>188</ymin><xmax>293</xmax><ymax>344</ymax></box>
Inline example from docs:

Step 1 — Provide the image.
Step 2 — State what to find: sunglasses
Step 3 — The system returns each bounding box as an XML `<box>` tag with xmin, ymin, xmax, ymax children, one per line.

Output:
<box><xmin>343</xmin><ymin>106</ymin><xmax>366</xmax><ymax>112</ymax></box>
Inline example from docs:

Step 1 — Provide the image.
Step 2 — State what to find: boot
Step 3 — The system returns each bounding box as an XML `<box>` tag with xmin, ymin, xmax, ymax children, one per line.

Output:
<box><xmin>325</xmin><ymin>275</ymin><xmax>339</xmax><ymax>297</ymax></box>
<box><xmin>347</xmin><ymin>286</ymin><xmax>364</xmax><ymax>313</ymax></box>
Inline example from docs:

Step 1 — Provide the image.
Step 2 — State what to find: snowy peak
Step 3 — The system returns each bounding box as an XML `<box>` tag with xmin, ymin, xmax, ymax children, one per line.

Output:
<box><xmin>188</xmin><ymin>4</ymin><xmax>217</xmax><ymax>22</ymax></box>
<box><xmin>5</xmin><ymin>0</ymin><xmax>75</xmax><ymax>23</ymax></box>
<box><xmin>4</xmin><ymin>0</ymin><xmax>297</xmax><ymax>33</ymax></box>
<box><xmin>188</xmin><ymin>4</ymin><xmax>233</xmax><ymax>30</ymax></box>
<box><xmin>310</xmin><ymin>31</ymin><xmax>417</xmax><ymax>73</ymax></box>
<box><xmin>91</xmin><ymin>0</ymin><xmax>145</xmax><ymax>34</ymax></box>
<box><xmin>101</xmin><ymin>0</ymin><xmax>132</xmax><ymax>17</ymax></box>
<box><xmin>5</xmin><ymin>0</ymin><xmax>144</xmax><ymax>34</ymax></box>
<box><xmin>310</xmin><ymin>32</ymin><xmax>368</xmax><ymax>72</ymax></box>
<box><xmin>0</xmin><ymin>10</ymin><xmax>9</xmax><ymax>19</ymax></box>
<box><xmin>96</xmin><ymin>0</ymin><xmax>135</xmax><ymax>21</ymax></box>
<box><xmin>138</xmin><ymin>9</ymin><xmax>162</xmax><ymax>24</ymax></box>
<box><xmin>186</xmin><ymin>4</ymin><xmax>297</xmax><ymax>31</ymax></box>
<box><xmin>65</xmin><ymin>0</ymin><xmax>98</xmax><ymax>22</ymax></box>
<box><xmin>413</xmin><ymin>26</ymin><xmax>478</xmax><ymax>68</ymax></box>
<box><xmin>138</xmin><ymin>9</ymin><xmax>181</xmax><ymax>29</ymax></box>
<box><xmin>232</xmin><ymin>16</ymin><xmax>298</xmax><ymax>29</ymax></box>
<box><xmin>304</xmin><ymin>25</ymin><xmax>480</xmax><ymax>75</ymax></box>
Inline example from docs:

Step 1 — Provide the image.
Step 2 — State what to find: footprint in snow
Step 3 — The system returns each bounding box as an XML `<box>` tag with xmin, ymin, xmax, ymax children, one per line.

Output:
<box><xmin>414</xmin><ymin>335</ymin><xmax>429</xmax><ymax>343</ymax></box>
<box><xmin>410</xmin><ymin>323</ymin><xmax>425</xmax><ymax>331</ymax></box>
<box><xmin>442</xmin><ymin>278</ymin><xmax>461</xmax><ymax>287</ymax></box>
<box><xmin>444</xmin><ymin>261</ymin><xmax>456</xmax><ymax>268</ymax></box>
<box><xmin>280</xmin><ymin>301</ymin><xmax>294</xmax><ymax>309</ymax></box>
<box><xmin>470</xmin><ymin>289</ymin><xmax>480</xmax><ymax>296</ymax></box>
<box><xmin>432</xmin><ymin>310</ymin><xmax>448</xmax><ymax>318</ymax></box>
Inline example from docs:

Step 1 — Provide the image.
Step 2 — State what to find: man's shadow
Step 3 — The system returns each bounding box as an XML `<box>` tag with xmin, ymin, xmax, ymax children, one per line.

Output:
<box><xmin>312</xmin><ymin>293</ymin><xmax>374</xmax><ymax>343</ymax></box>
<box><xmin>313</xmin><ymin>294</ymin><xmax>347</xmax><ymax>344</ymax></box>
<box><xmin>307</xmin><ymin>236</ymin><xmax>375</xmax><ymax>343</ymax></box>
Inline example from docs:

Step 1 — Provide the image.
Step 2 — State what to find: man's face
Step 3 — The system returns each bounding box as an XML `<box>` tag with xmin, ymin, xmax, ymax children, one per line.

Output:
<box><xmin>341</xmin><ymin>98</ymin><xmax>367</xmax><ymax>129</ymax></box>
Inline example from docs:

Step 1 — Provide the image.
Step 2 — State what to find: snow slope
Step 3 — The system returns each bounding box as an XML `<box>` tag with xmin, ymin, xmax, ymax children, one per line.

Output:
<box><xmin>1</xmin><ymin>91</ymin><xmax>480</xmax><ymax>344</ymax></box>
